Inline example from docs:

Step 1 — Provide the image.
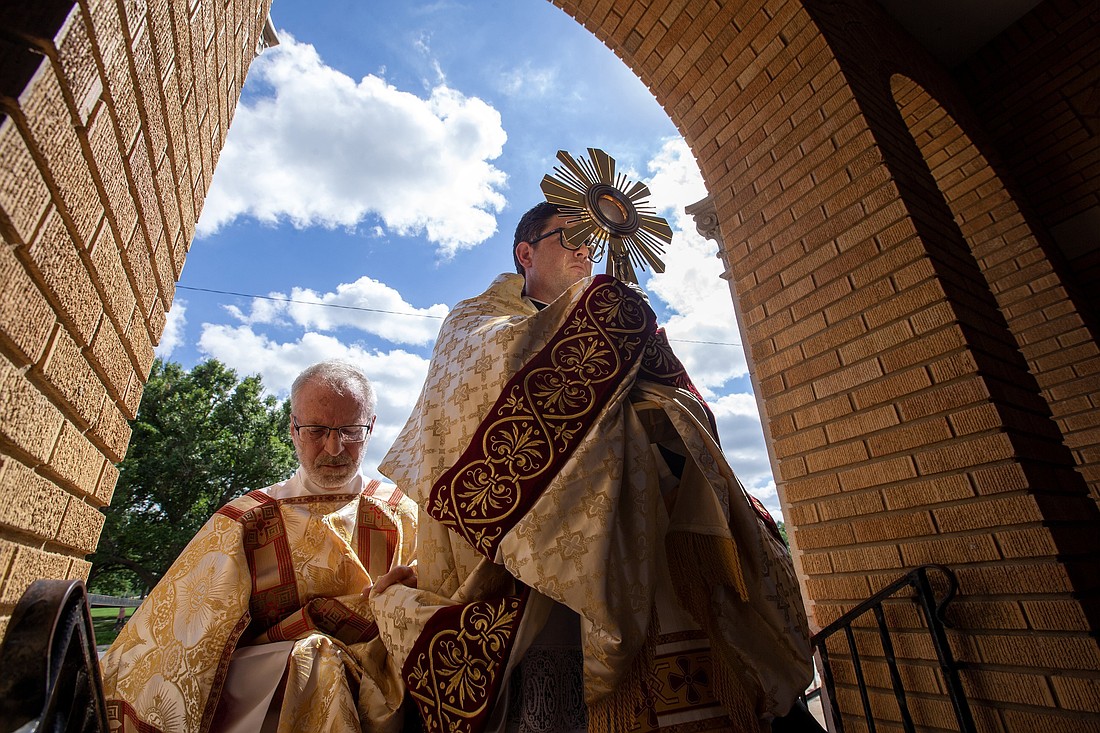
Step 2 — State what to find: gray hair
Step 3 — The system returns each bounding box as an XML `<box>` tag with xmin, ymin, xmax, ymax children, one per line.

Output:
<box><xmin>290</xmin><ymin>360</ymin><xmax>377</xmax><ymax>416</ymax></box>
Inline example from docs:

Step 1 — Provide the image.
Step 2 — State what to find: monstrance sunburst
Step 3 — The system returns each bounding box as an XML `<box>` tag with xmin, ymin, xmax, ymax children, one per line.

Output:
<box><xmin>540</xmin><ymin>148</ymin><xmax>673</xmax><ymax>284</ymax></box>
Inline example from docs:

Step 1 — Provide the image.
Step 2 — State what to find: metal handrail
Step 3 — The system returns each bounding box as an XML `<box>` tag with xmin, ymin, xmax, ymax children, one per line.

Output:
<box><xmin>810</xmin><ymin>564</ymin><xmax>976</xmax><ymax>733</ymax></box>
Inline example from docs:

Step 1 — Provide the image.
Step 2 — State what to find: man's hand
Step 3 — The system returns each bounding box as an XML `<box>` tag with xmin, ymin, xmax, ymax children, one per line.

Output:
<box><xmin>364</xmin><ymin>564</ymin><xmax>418</xmax><ymax>598</ymax></box>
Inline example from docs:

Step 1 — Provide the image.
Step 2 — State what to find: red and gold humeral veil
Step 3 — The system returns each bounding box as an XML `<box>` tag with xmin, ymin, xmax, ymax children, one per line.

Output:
<box><xmin>374</xmin><ymin>274</ymin><xmax>812</xmax><ymax>733</ymax></box>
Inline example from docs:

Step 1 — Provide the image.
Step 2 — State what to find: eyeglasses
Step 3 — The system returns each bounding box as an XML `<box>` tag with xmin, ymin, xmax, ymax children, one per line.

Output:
<box><xmin>528</xmin><ymin>227</ymin><xmax>605</xmax><ymax>263</ymax></box>
<box><xmin>292</xmin><ymin>415</ymin><xmax>374</xmax><ymax>443</ymax></box>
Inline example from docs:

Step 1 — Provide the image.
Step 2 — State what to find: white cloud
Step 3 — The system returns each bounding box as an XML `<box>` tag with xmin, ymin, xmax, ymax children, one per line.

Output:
<box><xmin>197</xmin><ymin>33</ymin><xmax>508</xmax><ymax>257</ymax></box>
<box><xmin>710</xmin><ymin>392</ymin><xmax>782</xmax><ymax>521</ymax></box>
<box><xmin>640</xmin><ymin>138</ymin><xmax>747</xmax><ymax>396</ymax></box>
<box><xmin>155</xmin><ymin>301</ymin><xmax>187</xmax><ymax>357</ymax></box>
<box><xmin>225</xmin><ymin>276</ymin><xmax>448</xmax><ymax>346</ymax></box>
<box><xmin>498</xmin><ymin>64</ymin><xmax>557</xmax><ymax>98</ymax></box>
<box><xmin>196</xmin><ymin>325</ymin><xmax>430</xmax><ymax>476</ymax></box>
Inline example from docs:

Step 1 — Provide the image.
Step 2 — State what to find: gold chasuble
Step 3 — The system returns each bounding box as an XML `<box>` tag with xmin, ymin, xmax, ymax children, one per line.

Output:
<box><xmin>375</xmin><ymin>274</ymin><xmax>812</xmax><ymax>733</ymax></box>
<box><xmin>100</xmin><ymin>471</ymin><xmax>418</xmax><ymax>733</ymax></box>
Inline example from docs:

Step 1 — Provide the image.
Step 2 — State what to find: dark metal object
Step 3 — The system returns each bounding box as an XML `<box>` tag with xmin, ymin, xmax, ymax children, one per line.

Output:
<box><xmin>810</xmin><ymin>564</ymin><xmax>976</xmax><ymax>733</ymax></box>
<box><xmin>0</xmin><ymin>580</ymin><xmax>108</xmax><ymax>733</ymax></box>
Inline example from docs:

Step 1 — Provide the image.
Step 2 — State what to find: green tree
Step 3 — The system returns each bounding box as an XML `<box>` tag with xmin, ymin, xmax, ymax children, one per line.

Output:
<box><xmin>89</xmin><ymin>358</ymin><xmax>297</xmax><ymax>594</ymax></box>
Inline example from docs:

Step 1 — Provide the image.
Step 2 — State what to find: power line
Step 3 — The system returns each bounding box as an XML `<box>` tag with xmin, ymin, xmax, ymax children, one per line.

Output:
<box><xmin>177</xmin><ymin>285</ymin><xmax>445</xmax><ymax>319</ymax></box>
<box><xmin>175</xmin><ymin>284</ymin><xmax>744</xmax><ymax>347</ymax></box>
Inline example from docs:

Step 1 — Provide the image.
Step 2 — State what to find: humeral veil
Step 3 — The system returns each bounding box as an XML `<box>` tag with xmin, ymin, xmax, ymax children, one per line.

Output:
<box><xmin>373</xmin><ymin>273</ymin><xmax>812</xmax><ymax>733</ymax></box>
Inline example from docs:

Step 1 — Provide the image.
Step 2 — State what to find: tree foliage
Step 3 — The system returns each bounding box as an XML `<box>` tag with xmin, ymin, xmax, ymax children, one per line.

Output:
<box><xmin>89</xmin><ymin>358</ymin><xmax>297</xmax><ymax>594</ymax></box>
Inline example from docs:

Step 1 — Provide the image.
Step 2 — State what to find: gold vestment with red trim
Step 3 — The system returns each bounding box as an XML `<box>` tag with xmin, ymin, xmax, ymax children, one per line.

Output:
<box><xmin>100</xmin><ymin>473</ymin><xmax>417</xmax><ymax>732</ymax></box>
<box><xmin>376</xmin><ymin>274</ymin><xmax>811</xmax><ymax>733</ymax></box>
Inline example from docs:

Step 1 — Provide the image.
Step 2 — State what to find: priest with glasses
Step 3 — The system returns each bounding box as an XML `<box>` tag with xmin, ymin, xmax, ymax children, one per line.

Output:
<box><xmin>100</xmin><ymin>360</ymin><xmax>419</xmax><ymax>733</ymax></box>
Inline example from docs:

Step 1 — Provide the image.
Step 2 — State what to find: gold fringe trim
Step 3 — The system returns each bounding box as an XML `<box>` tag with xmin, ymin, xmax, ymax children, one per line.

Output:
<box><xmin>666</xmin><ymin>531</ymin><xmax>748</xmax><ymax>605</ymax></box>
<box><xmin>587</xmin><ymin>609</ymin><xmax>659</xmax><ymax>733</ymax></box>
<box><xmin>667</xmin><ymin>531</ymin><xmax>767</xmax><ymax>732</ymax></box>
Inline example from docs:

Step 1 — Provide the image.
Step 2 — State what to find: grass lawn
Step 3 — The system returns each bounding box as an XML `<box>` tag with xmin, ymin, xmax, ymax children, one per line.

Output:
<box><xmin>90</xmin><ymin>605</ymin><xmax>138</xmax><ymax>648</ymax></box>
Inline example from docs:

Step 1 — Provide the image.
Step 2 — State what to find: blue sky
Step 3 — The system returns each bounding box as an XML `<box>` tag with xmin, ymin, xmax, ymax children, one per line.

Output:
<box><xmin>160</xmin><ymin>0</ymin><xmax>784</xmax><ymax>519</ymax></box>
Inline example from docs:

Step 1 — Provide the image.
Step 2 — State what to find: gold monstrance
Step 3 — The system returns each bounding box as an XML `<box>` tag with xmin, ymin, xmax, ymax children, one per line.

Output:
<box><xmin>540</xmin><ymin>148</ymin><xmax>673</xmax><ymax>284</ymax></box>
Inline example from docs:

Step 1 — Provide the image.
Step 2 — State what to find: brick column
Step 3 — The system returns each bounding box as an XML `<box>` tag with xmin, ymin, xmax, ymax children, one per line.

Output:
<box><xmin>554</xmin><ymin>0</ymin><xmax>1100</xmax><ymax>728</ymax></box>
<box><xmin>0</xmin><ymin>0</ymin><xmax>272</xmax><ymax>638</ymax></box>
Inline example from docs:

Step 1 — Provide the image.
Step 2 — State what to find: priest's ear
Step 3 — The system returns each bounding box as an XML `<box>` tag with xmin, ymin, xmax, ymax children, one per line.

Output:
<box><xmin>515</xmin><ymin>240</ymin><xmax>536</xmax><ymax>272</ymax></box>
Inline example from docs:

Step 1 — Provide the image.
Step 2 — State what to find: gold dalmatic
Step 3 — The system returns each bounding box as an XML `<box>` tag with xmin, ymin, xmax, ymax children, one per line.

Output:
<box><xmin>540</xmin><ymin>148</ymin><xmax>674</xmax><ymax>284</ymax></box>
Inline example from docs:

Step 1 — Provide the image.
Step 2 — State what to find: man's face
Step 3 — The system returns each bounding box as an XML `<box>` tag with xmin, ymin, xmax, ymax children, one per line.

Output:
<box><xmin>290</xmin><ymin>379</ymin><xmax>373</xmax><ymax>490</ymax></box>
<box><xmin>517</xmin><ymin>214</ymin><xmax>594</xmax><ymax>303</ymax></box>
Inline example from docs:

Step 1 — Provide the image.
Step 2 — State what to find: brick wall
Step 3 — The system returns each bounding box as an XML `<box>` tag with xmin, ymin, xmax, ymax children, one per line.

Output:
<box><xmin>552</xmin><ymin>0</ymin><xmax>1100</xmax><ymax>729</ymax></box>
<box><xmin>2</xmin><ymin>0</ymin><xmax>1098</xmax><ymax>729</ymax></box>
<box><xmin>954</xmin><ymin>0</ymin><xmax>1100</xmax><ymax>311</ymax></box>
<box><xmin>0</xmin><ymin>0</ymin><xmax>271</xmax><ymax>639</ymax></box>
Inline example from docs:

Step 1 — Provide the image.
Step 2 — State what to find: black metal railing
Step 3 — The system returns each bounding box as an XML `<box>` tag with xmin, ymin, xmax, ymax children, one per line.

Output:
<box><xmin>0</xmin><ymin>579</ymin><xmax>108</xmax><ymax>733</ymax></box>
<box><xmin>810</xmin><ymin>564</ymin><xmax>976</xmax><ymax>733</ymax></box>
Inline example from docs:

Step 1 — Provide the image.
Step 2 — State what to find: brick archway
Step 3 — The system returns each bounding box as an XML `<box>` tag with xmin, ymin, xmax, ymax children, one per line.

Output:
<box><xmin>1</xmin><ymin>1</ymin><xmax>1098</xmax><ymax>728</ymax></box>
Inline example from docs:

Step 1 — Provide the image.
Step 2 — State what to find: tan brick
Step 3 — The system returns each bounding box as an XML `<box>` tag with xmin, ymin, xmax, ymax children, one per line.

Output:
<box><xmin>69</xmin><ymin>556</ymin><xmax>91</xmax><ymax>582</ymax></box>
<box><xmin>0</xmin><ymin>117</ymin><xmax>51</xmax><ymax>245</ymax></box>
<box><xmin>996</xmin><ymin>525</ymin><xmax>1059</xmax><ymax>559</ymax></box>
<box><xmin>804</xmin><ymin>439</ymin><xmax>869</xmax><ymax>473</ymax></box>
<box><xmin>149</xmin><ymin>296</ymin><xmax>167</xmax><ymax>346</ymax></box>
<box><xmin>89</xmin><ymin>315</ymin><xmax>133</xmax><ymax>403</ymax></box>
<box><xmin>87</xmin><ymin>102</ymin><xmax>136</xmax><ymax>237</ymax></box>
<box><xmin>794</xmin><ymin>514</ymin><xmax>858</xmax><ymax>550</ymax></box>
<box><xmin>882</xmin><ymin>473</ymin><xmax>974</xmax><ymax>510</ymax></box>
<box><xmin>784</xmin><ymin>472</ymin><xmax>841</xmax><ymax>502</ymax></box>
<box><xmin>799</xmin><ymin>550</ymin><xmax>831</xmax><ymax>575</ymax></box>
<box><xmin>0</xmin><ymin>545</ymin><xmax>73</xmax><ymax>604</ymax></box>
<box><xmin>774</xmin><ymin>426</ymin><xmax>827</xmax><ymax>456</ymax></box>
<box><xmin>849</xmin><ymin>509</ymin><xmax>935</xmax><ymax>543</ymax></box>
<box><xmin>792</xmin><ymin>394</ymin><xmax>854</xmax><ymax>431</ymax></box>
<box><xmin>55</xmin><ymin>496</ymin><xmax>105</xmax><ymax>553</ymax></box>
<box><xmin>914</xmin><ymin>433</ymin><xmax>1016</xmax><ymax>475</ymax></box>
<box><xmin>26</xmin><ymin>208</ymin><xmax>100</xmax><ymax>345</ymax></box>
<box><xmin>92</xmin><ymin>397</ymin><xmax>131</xmax><ymax>464</ymax></box>
<box><xmin>54</xmin><ymin>2</ymin><xmax>102</xmax><ymax>125</ymax></box>
<box><xmin>837</xmin><ymin>455</ymin><xmax>917</xmax><ymax>491</ymax></box>
<box><xmin>900</xmin><ymin>533</ymin><xmax>1002</xmax><ymax>566</ymax></box>
<box><xmin>866</xmin><ymin>417</ymin><xmax>953</xmax><ymax>458</ymax></box>
<box><xmin>121</xmin><ymin>370</ymin><xmax>145</xmax><ymax>419</ymax></box>
<box><xmin>96</xmin><ymin>460</ymin><xmax>120</xmax><ymax>506</ymax></box>
<box><xmin>816</xmin><ymin>491</ymin><xmax>885</xmax><ymax>522</ymax></box>
<box><xmin>961</xmin><ymin>668</ymin><xmax>1054</xmax><ymax>707</ymax></box>
<box><xmin>835</xmin><ymin>318</ymin><xmax>913</xmax><ymax>366</ymax></box>
<box><xmin>828</xmin><ymin>543</ymin><xmax>902</xmax><ymax>574</ymax></box>
<box><xmin>1022</xmin><ymin>599</ymin><xmax>1092</xmax><ymax>632</ymax></box>
<box><xmin>125</xmin><ymin>309</ymin><xmax>155</xmax><ymax>379</ymax></box>
<box><xmin>14</xmin><ymin>59</ymin><xmax>100</xmax><ymax>247</ymax></box>
<box><xmin>976</xmin><ymin>633</ymin><xmax>1100</xmax><ymax>671</ymax></box>
<box><xmin>804</xmin><ymin>571</ymin><xmax>871</xmax><ymax>601</ymax></box>
<box><xmin>0</xmin><ymin>243</ymin><xmax>55</xmax><ymax>365</ymax></box>
<box><xmin>970</xmin><ymin>463</ymin><xmax>1029</xmax><ymax>495</ymax></box>
<box><xmin>88</xmin><ymin>215</ymin><xmax>137</xmax><ymax>328</ymax></box>
<box><xmin>38</xmin><ymin>326</ymin><xmax>107</xmax><ymax>427</ymax></box>
<box><xmin>46</xmin><ymin>421</ymin><xmax>106</xmax><ymax>498</ymax></box>
<box><xmin>0</xmin><ymin>357</ymin><xmax>64</xmax><ymax>464</ymax></box>
<box><xmin>850</xmin><ymin>365</ymin><xmax>932</xmax><ymax>410</ymax></box>
<box><xmin>0</xmin><ymin>456</ymin><xmax>68</xmax><ymax>539</ymax></box>
<box><xmin>956</xmin><ymin>560</ymin><xmax>1076</xmax><ymax>597</ymax></box>
<box><xmin>120</xmin><ymin>230</ymin><xmax>158</xmax><ymax>321</ymax></box>
<box><xmin>934</xmin><ymin>494</ymin><xmax>1044</xmax><ymax>533</ymax></box>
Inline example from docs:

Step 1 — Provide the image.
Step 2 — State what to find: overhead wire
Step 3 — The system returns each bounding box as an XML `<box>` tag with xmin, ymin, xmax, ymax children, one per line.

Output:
<box><xmin>176</xmin><ymin>284</ymin><xmax>744</xmax><ymax>347</ymax></box>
